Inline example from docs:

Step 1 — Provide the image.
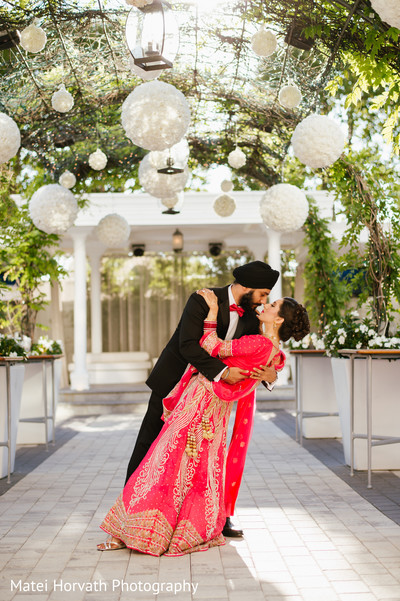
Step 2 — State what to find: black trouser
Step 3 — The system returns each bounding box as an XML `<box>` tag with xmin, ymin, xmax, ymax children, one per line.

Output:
<box><xmin>124</xmin><ymin>390</ymin><xmax>164</xmax><ymax>485</ymax></box>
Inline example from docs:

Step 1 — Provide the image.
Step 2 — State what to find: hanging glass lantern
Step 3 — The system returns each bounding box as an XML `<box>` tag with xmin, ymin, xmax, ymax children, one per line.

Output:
<box><xmin>125</xmin><ymin>1</ymin><xmax>179</xmax><ymax>72</ymax></box>
<box><xmin>172</xmin><ymin>228</ymin><xmax>183</xmax><ymax>252</ymax></box>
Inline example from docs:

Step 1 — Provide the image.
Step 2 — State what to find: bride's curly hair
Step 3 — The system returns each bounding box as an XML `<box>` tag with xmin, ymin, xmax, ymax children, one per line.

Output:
<box><xmin>278</xmin><ymin>297</ymin><xmax>310</xmax><ymax>342</ymax></box>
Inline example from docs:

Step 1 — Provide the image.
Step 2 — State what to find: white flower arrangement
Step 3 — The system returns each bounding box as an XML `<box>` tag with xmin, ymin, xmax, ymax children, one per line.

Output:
<box><xmin>0</xmin><ymin>333</ymin><xmax>26</xmax><ymax>357</ymax></box>
<box><xmin>126</xmin><ymin>0</ymin><xmax>153</xmax><ymax>6</ymax></box>
<box><xmin>139</xmin><ymin>153</ymin><xmax>189</xmax><ymax>198</ymax></box>
<box><xmin>88</xmin><ymin>149</ymin><xmax>108</xmax><ymax>171</ymax></box>
<box><xmin>30</xmin><ymin>336</ymin><xmax>63</xmax><ymax>355</ymax></box>
<box><xmin>251</xmin><ymin>26</ymin><xmax>277</xmax><ymax>57</ymax></box>
<box><xmin>59</xmin><ymin>170</ymin><xmax>76</xmax><ymax>189</ymax></box>
<box><xmin>96</xmin><ymin>213</ymin><xmax>130</xmax><ymax>248</ymax></box>
<box><xmin>51</xmin><ymin>84</ymin><xmax>74</xmax><ymax>113</ymax></box>
<box><xmin>278</xmin><ymin>84</ymin><xmax>302</xmax><ymax>109</ymax></box>
<box><xmin>228</xmin><ymin>147</ymin><xmax>246</xmax><ymax>169</ymax></box>
<box><xmin>290</xmin><ymin>332</ymin><xmax>325</xmax><ymax>351</ymax></box>
<box><xmin>370</xmin><ymin>0</ymin><xmax>400</xmax><ymax>28</ymax></box>
<box><xmin>0</xmin><ymin>112</ymin><xmax>21</xmax><ymax>165</ymax></box>
<box><xmin>220</xmin><ymin>179</ymin><xmax>233</xmax><ymax>193</ymax></box>
<box><xmin>121</xmin><ymin>81</ymin><xmax>191</xmax><ymax>151</ymax></box>
<box><xmin>291</xmin><ymin>114</ymin><xmax>345</xmax><ymax>169</ymax></box>
<box><xmin>213</xmin><ymin>194</ymin><xmax>236</xmax><ymax>217</ymax></box>
<box><xmin>29</xmin><ymin>184</ymin><xmax>78</xmax><ymax>235</ymax></box>
<box><xmin>20</xmin><ymin>19</ymin><xmax>47</xmax><ymax>53</ymax></box>
<box><xmin>259</xmin><ymin>183</ymin><xmax>309</xmax><ymax>232</ymax></box>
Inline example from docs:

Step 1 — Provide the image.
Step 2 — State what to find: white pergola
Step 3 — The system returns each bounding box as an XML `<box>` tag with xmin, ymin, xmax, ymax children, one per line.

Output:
<box><xmin>58</xmin><ymin>190</ymin><xmax>341</xmax><ymax>390</ymax></box>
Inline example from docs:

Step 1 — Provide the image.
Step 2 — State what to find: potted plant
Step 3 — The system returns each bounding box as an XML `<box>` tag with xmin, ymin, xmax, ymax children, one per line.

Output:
<box><xmin>0</xmin><ymin>334</ymin><xmax>26</xmax><ymax>479</ymax></box>
<box><xmin>290</xmin><ymin>196</ymin><xmax>347</xmax><ymax>439</ymax></box>
<box><xmin>326</xmin><ymin>152</ymin><xmax>400</xmax><ymax>470</ymax></box>
<box><xmin>17</xmin><ymin>337</ymin><xmax>63</xmax><ymax>445</ymax></box>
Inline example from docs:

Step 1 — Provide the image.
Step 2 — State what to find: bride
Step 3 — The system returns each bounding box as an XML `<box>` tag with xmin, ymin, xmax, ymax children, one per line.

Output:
<box><xmin>97</xmin><ymin>290</ymin><xmax>309</xmax><ymax>556</ymax></box>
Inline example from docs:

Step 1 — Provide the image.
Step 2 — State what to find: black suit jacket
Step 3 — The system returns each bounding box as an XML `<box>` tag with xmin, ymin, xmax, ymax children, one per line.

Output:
<box><xmin>146</xmin><ymin>286</ymin><xmax>260</xmax><ymax>398</ymax></box>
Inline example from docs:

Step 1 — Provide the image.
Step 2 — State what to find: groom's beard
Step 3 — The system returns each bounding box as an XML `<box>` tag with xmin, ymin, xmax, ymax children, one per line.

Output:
<box><xmin>239</xmin><ymin>290</ymin><xmax>258</xmax><ymax>313</ymax></box>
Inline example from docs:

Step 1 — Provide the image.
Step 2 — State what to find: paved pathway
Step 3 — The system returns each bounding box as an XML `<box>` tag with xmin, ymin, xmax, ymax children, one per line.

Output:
<box><xmin>1</xmin><ymin>411</ymin><xmax>400</xmax><ymax>601</ymax></box>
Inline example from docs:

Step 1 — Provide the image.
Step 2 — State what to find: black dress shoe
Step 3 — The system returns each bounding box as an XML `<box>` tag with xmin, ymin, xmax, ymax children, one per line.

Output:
<box><xmin>222</xmin><ymin>517</ymin><xmax>244</xmax><ymax>538</ymax></box>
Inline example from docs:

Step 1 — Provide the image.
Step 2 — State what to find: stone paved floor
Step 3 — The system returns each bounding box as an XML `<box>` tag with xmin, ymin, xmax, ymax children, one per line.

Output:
<box><xmin>1</xmin><ymin>411</ymin><xmax>400</xmax><ymax>601</ymax></box>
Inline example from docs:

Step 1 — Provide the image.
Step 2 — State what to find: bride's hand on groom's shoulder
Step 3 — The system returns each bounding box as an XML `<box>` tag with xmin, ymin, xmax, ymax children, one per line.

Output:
<box><xmin>197</xmin><ymin>289</ymin><xmax>218</xmax><ymax>310</ymax></box>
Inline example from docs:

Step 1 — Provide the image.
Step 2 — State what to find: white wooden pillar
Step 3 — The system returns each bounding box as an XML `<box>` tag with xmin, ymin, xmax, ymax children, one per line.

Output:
<box><xmin>267</xmin><ymin>229</ymin><xmax>282</xmax><ymax>302</ymax></box>
<box><xmin>70</xmin><ymin>230</ymin><xmax>89</xmax><ymax>390</ymax></box>
<box><xmin>87</xmin><ymin>243</ymin><xmax>104</xmax><ymax>355</ymax></box>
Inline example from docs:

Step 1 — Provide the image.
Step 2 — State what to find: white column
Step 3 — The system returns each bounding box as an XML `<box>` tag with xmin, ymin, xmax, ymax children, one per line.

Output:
<box><xmin>267</xmin><ymin>229</ymin><xmax>282</xmax><ymax>302</ymax></box>
<box><xmin>87</xmin><ymin>243</ymin><xmax>104</xmax><ymax>355</ymax></box>
<box><xmin>70</xmin><ymin>230</ymin><xmax>89</xmax><ymax>391</ymax></box>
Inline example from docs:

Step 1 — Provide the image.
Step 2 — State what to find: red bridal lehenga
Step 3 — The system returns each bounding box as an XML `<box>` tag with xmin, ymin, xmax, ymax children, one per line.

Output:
<box><xmin>100</xmin><ymin>320</ymin><xmax>285</xmax><ymax>556</ymax></box>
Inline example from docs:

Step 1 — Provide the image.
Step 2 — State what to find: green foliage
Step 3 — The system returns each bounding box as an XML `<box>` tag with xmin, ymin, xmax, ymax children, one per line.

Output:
<box><xmin>0</xmin><ymin>168</ymin><xmax>67</xmax><ymax>338</ymax></box>
<box><xmin>327</xmin><ymin>151</ymin><xmax>400</xmax><ymax>330</ymax></box>
<box><xmin>0</xmin><ymin>334</ymin><xmax>26</xmax><ymax>358</ymax></box>
<box><xmin>302</xmin><ymin>197</ymin><xmax>348</xmax><ymax>333</ymax></box>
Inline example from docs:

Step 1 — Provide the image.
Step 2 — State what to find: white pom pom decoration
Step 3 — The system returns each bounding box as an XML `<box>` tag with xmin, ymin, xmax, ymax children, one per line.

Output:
<box><xmin>29</xmin><ymin>184</ymin><xmax>78</xmax><ymax>235</ymax></box>
<box><xmin>260</xmin><ymin>184</ymin><xmax>308</xmax><ymax>233</ymax></box>
<box><xmin>121</xmin><ymin>81</ymin><xmax>191</xmax><ymax>151</ymax></box>
<box><xmin>139</xmin><ymin>153</ymin><xmax>189</xmax><ymax>198</ymax></box>
<box><xmin>220</xmin><ymin>179</ymin><xmax>233</xmax><ymax>193</ymax></box>
<box><xmin>20</xmin><ymin>19</ymin><xmax>47</xmax><ymax>53</ymax></box>
<box><xmin>228</xmin><ymin>147</ymin><xmax>246</xmax><ymax>169</ymax></box>
<box><xmin>370</xmin><ymin>0</ymin><xmax>400</xmax><ymax>28</ymax></box>
<box><xmin>161</xmin><ymin>195</ymin><xmax>179</xmax><ymax>209</ymax></box>
<box><xmin>59</xmin><ymin>170</ymin><xmax>76</xmax><ymax>189</ymax></box>
<box><xmin>126</xmin><ymin>0</ymin><xmax>153</xmax><ymax>6</ymax></box>
<box><xmin>96</xmin><ymin>214</ymin><xmax>130</xmax><ymax>248</ymax></box>
<box><xmin>129</xmin><ymin>56</ymin><xmax>162</xmax><ymax>80</ymax></box>
<box><xmin>251</xmin><ymin>26</ymin><xmax>277</xmax><ymax>57</ymax></box>
<box><xmin>0</xmin><ymin>112</ymin><xmax>21</xmax><ymax>165</ymax></box>
<box><xmin>51</xmin><ymin>84</ymin><xmax>74</xmax><ymax>113</ymax></box>
<box><xmin>291</xmin><ymin>114</ymin><xmax>345</xmax><ymax>169</ymax></box>
<box><xmin>279</xmin><ymin>84</ymin><xmax>302</xmax><ymax>109</ymax></box>
<box><xmin>214</xmin><ymin>194</ymin><xmax>236</xmax><ymax>217</ymax></box>
<box><xmin>88</xmin><ymin>149</ymin><xmax>108</xmax><ymax>171</ymax></box>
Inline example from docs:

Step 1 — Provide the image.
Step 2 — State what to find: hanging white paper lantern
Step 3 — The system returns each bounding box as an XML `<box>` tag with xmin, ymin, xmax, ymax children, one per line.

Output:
<box><xmin>220</xmin><ymin>179</ymin><xmax>233</xmax><ymax>193</ymax></box>
<box><xmin>251</xmin><ymin>26</ymin><xmax>277</xmax><ymax>57</ymax></box>
<box><xmin>291</xmin><ymin>114</ymin><xmax>345</xmax><ymax>169</ymax></box>
<box><xmin>29</xmin><ymin>184</ymin><xmax>78</xmax><ymax>235</ymax></box>
<box><xmin>121</xmin><ymin>81</ymin><xmax>191</xmax><ymax>151</ymax></box>
<box><xmin>214</xmin><ymin>194</ymin><xmax>236</xmax><ymax>217</ymax></box>
<box><xmin>20</xmin><ymin>19</ymin><xmax>47</xmax><ymax>53</ymax></box>
<box><xmin>51</xmin><ymin>84</ymin><xmax>74</xmax><ymax>113</ymax></box>
<box><xmin>370</xmin><ymin>0</ymin><xmax>400</xmax><ymax>28</ymax></box>
<box><xmin>59</xmin><ymin>170</ymin><xmax>76</xmax><ymax>189</ymax></box>
<box><xmin>96</xmin><ymin>213</ymin><xmax>130</xmax><ymax>248</ymax></box>
<box><xmin>149</xmin><ymin>138</ymin><xmax>190</xmax><ymax>170</ymax></box>
<box><xmin>139</xmin><ymin>153</ymin><xmax>189</xmax><ymax>198</ymax></box>
<box><xmin>129</xmin><ymin>56</ymin><xmax>162</xmax><ymax>81</ymax></box>
<box><xmin>260</xmin><ymin>184</ymin><xmax>308</xmax><ymax>233</ymax></box>
<box><xmin>0</xmin><ymin>112</ymin><xmax>21</xmax><ymax>165</ymax></box>
<box><xmin>126</xmin><ymin>0</ymin><xmax>153</xmax><ymax>6</ymax></box>
<box><xmin>88</xmin><ymin>149</ymin><xmax>108</xmax><ymax>171</ymax></box>
<box><xmin>279</xmin><ymin>84</ymin><xmax>302</xmax><ymax>109</ymax></box>
<box><xmin>228</xmin><ymin>147</ymin><xmax>246</xmax><ymax>169</ymax></box>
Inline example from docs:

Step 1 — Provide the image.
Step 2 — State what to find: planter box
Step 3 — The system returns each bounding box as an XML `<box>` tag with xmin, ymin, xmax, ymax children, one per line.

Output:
<box><xmin>0</xmin><ymin>361</ymin><xmax>25</xmax><ymax>478</ymax></box>
<box><xmin>17</xmin><ymin>357</ymin><xmax>62</xmax><ymax>445</ymax></box>
<box><xmin>331</xmin><ymin>355</ymin><xmax>400</xmax><ymax>470</ymax></box>
<box><xmin>290</xmin><ymin>350</ymin><xmax>341</xmax><ymax>439</ymax></box>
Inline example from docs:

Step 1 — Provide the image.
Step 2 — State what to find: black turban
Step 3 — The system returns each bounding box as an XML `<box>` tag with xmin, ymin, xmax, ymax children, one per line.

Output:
<box><xmin>233</xmin><ymin>261</ymin><xmax>279</xmax><ymax>289</ymax></box>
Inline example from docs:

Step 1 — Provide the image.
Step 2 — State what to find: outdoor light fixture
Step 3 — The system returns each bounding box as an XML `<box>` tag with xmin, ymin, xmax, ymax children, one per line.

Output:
<box><xmin>284</xmin><ymin>24</ymin><xmax>314</xmax><ymax>51</ymax></box>
<box><xmin>131</xmin><ymin>244</ymin><xmax>145</xmax><ymax>257</ymax></box>
<box><xmin>125</xmin><ymin>1</ymin><xmax>179</xmax><ymax>72</ymax></box>
<box><xmin>209</xmin><ymin>242</ymin><xmax>223</xmax><ymax>257</ymax></box>
<box><xmin>157</xmin><ymin>156</ymin><xmax>184</xmax><ymax>174</ymax></box>
<box><xmin>172</xmin><ymin>228</ymin><xmax>183</xmax><ymax>252</ymax></box>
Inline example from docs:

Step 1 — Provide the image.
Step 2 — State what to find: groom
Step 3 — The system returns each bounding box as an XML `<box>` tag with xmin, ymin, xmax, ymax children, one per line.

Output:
<box><xmin>125</xmin><ymin>260</ymin><xmax>280</xmax><ymax>536</ymax></box>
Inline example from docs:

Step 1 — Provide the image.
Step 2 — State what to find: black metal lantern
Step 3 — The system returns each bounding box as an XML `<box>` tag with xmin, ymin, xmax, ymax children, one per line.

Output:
<box><xmin>157</xmin><ymin>157</ymin><xmax>184</xmax><ymax>174</ymax></box>
<box><xmin>0</xmin><ymin>30</ymin><xmax>20</xmax><ymax>51</ymax></box>
<box><xmin>125</xmin><ymin>1</ymin><xmax>179</xmax><ymax>72</ymax></box>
